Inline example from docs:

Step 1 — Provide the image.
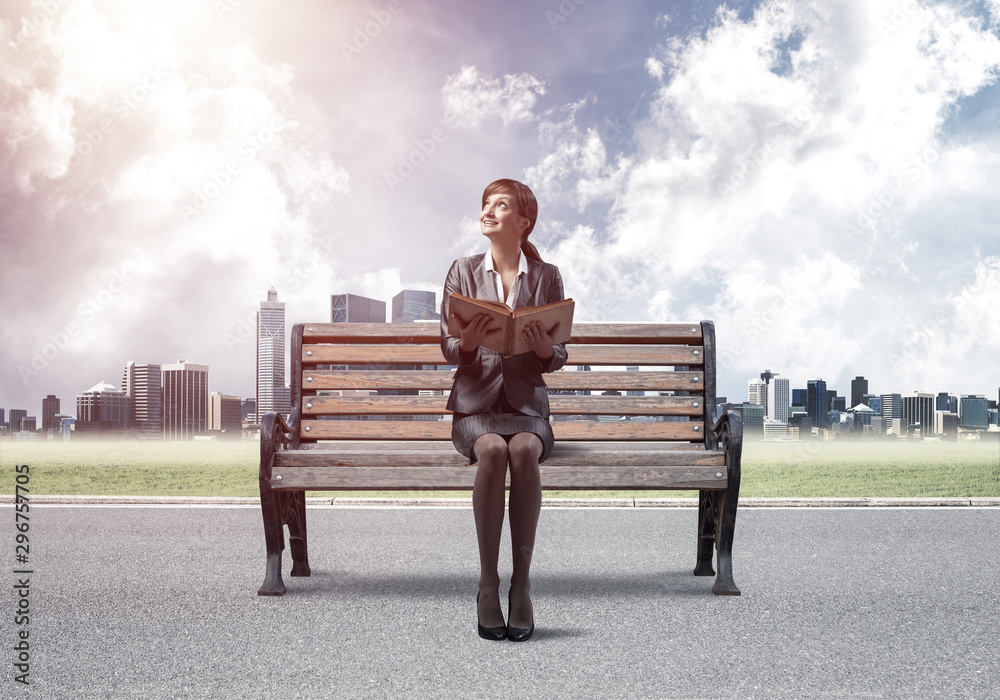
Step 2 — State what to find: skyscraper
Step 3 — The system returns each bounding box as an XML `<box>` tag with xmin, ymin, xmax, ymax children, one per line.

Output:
<box><xmin>767</xmin><ymin>377</ymin><xmax>790</xmax><ymax>423</ymax></box>
<box><xmin>748</xmin><ymin>378</ymin><xmax>766</xmax><ymax>410</ymax></box>
<box><xmin>122</xmin><ymin>361</ymin><xmax>163</xmax><ymax>439</ymax></box>
<box><xmin>806</xmin><ymin>378</ymin><xmax>828</xmax><ymax>429</ymax></box>
<box><xmin>392</xmin><ymin>290</ymin><xmax>439</xmax><ymax>323</ymax></box>
<box><xmin>8</xmin><ymin>409</ymin><xmax>27</xmax><ymax>434</ymax></box>
<box><xmin>902</xmin><ymin>392</ymin><xmax>934</xmax><ymax>435</ymax></box>
<box><xmin>257</xmin><ymin>288</ymin><xmax>289</xmax><ymax>420</ymax></box>
<box><xmin>851</xmin><ymin>376</ymin><xmax>868</xmax><ymax>408</ymax></box>
<box><xmin>42</xmin><ymin>394</ymin><xmax>60</xmax><ymax>432</ymax></box>
<box><xmin>880</xmin><ymin>393</ymin><xmax>902</xmax><ymax>428</ymax></box>
<box><xmin>959</xmin><ymin>395</ymin><xmax>988</xmax><ymax>429</ymax></box>
<box><xmin>162</xmin><ymin>360</ymin><xmax>208</xmax><ymax>441</ymax></box>
<box><xmin>331</xmin><ymin>293</ymin><xmax>385</xmax><ymax>323</ymax></box>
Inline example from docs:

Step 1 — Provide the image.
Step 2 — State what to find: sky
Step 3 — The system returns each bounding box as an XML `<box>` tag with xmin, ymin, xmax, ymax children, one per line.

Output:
<box><xmin>2</xmin><ymin>0</ymin><xmax>1000</xmax><ymax>421</ymax></box>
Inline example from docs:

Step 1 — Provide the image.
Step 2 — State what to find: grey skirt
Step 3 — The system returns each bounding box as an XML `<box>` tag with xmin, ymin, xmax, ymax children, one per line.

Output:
<box><xmin>451</xmin><ymin>392</ymin><xmax>554</xmax><ymax>465</ymax></box>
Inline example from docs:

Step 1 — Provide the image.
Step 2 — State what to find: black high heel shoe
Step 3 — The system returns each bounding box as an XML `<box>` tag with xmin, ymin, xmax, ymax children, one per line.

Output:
<box><xmin>477</xmin><ymin>592</ymin><xmax>507</xmax><ymax>641</ymax></box>
<box><xmin>506</xmin><ymin>591</ymin><xmax>534</xmax><ymax>642</ymax></box>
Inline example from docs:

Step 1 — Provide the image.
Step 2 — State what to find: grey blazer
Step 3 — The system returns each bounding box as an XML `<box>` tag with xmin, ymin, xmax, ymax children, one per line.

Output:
<box><xmin>440</xmin><ymin>253</ymin><xmax>568</xmax><ymax>417</ymax></box>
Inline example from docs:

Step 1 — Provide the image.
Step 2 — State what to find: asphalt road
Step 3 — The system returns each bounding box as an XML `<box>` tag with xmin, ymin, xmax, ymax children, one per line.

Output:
<box><xmin>2</xmin><ymin>505</ymin><xmax>997</xmax><ymax>699</ymax></box>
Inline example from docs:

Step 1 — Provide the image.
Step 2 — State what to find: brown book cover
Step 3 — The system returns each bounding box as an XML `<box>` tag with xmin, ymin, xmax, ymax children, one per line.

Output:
<box><xmin>448</xmin><ymin>293</ymin><xmax>575</xmax><ymax>357</ymax></box>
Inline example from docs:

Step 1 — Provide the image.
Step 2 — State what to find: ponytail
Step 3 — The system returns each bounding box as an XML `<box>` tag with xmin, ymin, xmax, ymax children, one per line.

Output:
<box><xmin>521</xmin><ymin>238</ymin><xmax>543</xmax><ymax>263</ymax></box>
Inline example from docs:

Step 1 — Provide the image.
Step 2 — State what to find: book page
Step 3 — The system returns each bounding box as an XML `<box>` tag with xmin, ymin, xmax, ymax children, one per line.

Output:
<box><xmin>509</xmin><ymin>299</ymin><xmax>575</xmax><ymax>356</ymax></box>
<box><xmin>447</xmin><ymin>294</ymin><xmax>510</xmax><ymax>354</ymax></box>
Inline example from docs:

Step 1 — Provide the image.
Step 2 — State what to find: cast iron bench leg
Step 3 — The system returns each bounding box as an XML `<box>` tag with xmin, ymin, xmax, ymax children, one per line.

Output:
<box><xmin>712</xmin><ymin>491</ymin><xmax>741</xmax><ymax>596</ymax></box>
<box><xmin>694</xmin><ymin>490</ymin><xmax>716</xmax><ymax>577</ymax></box>
<box><xmin>258</xmin><ymin>484</ymin><xmax>287</xmax><ymax>596</ymax></box>
<box><xmin>288</xmin><ymin>491</ymin><xmax>311</xmax><ymax>577</ymax></box>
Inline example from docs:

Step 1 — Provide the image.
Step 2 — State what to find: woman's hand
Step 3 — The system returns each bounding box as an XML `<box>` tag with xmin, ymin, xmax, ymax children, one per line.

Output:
<box><xmin>523</xmin><ymin>321</ymin><xmax>559</xmax><ymax>361</ymax></box>
<box><xmin>452</xmin><ymin>312</ymin><xmax>499</xmax><ymax>353</ymax></box>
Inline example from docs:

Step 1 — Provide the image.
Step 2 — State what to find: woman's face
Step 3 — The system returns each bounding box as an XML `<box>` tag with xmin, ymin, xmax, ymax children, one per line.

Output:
<box><xmin>480</xmin><ymin>191</ymin><xmax>528</xmax><ymax>243</ymax></box>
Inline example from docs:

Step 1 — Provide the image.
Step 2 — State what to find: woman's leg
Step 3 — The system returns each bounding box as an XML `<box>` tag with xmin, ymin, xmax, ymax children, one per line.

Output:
<box><xmin>507</xmin><ymin>432</ymin><xmax>543</xmax><ymax>629</ymax></box>
<box><xmin>472</xmin><ymin>433</ymin><xmax>509</xmax><ymax>628</ymax></box>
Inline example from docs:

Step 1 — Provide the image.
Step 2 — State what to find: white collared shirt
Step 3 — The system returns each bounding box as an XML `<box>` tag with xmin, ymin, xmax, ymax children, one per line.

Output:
<box><xmin>484</xmin><ymin>248</ymin><xmax>528</xmax><ymax>308</ymax></box>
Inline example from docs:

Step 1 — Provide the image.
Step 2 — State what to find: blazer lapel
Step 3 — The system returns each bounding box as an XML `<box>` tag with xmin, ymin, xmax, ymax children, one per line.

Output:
<box><xmin>514</xmin><ymin>257</ymin><xmax>543</xmax><ymax>309</ymax></box>
<box><xmin>472</xmin><ymin>253</ymin><xmax>501</xmax><ymax>303</ymax></box>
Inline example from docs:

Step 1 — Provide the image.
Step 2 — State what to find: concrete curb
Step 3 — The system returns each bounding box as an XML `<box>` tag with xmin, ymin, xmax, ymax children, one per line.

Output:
<box><xmin>2</xmin><ymin>495</ymin><xmax>999</xmax><ymax>507</ymax></box>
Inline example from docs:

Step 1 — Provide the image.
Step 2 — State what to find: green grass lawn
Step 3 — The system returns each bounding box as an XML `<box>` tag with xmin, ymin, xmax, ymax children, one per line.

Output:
<box><xmin>2</xmin><ymin>437</ymin><xmax>998</xmax><ymax>498</ymax></box>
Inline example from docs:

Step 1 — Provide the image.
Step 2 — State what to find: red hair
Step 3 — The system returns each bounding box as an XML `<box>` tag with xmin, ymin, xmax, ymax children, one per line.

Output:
<box><xmin>482</xmin><ymin>178</ymin><xmax>542</xmax><ymax>262</ymax></box>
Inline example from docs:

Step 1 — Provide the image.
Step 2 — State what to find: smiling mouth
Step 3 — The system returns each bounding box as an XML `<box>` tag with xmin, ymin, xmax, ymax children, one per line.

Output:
<box><xmin>483</xmin><ymin>219</ymin><xmax>498</xmax><ymax>226</ymax></box>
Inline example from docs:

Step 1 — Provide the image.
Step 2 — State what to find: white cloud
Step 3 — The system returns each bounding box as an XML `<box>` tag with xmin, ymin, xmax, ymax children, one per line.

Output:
<box><xmin>527</xmin><ymin>0</ymin><xmax>1000</xmax><ymax>399</ymax></box>
<box><xmin>441</xmin><ymin>65</ymin><xmax>547</xmax><ymax>129</ymax></box>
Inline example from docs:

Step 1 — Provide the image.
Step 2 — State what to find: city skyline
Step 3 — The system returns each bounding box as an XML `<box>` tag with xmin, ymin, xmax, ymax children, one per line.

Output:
<box><xmin>2</xmin><ymin>1</ymin><xmax>1000</xmax><ymax>424</ymax></box>
<box><xmin>3</xmin><ymin>281</ymin><xmax>999</xmax><ymax>436</ymax></box>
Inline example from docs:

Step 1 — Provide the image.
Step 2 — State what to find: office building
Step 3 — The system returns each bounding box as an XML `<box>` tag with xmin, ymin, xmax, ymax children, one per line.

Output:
<box><xmin>392</xmin><ymin>290</ymin><xmax>439</xmax><ymax>323</ymax></box>
<box><xmin>257</xmin><ymin>288</ymin><xmax>290</xmax><ymax>421</ymax></box>
<box><xmin>241</xmin><ymin>398</ymin><xmax>257</xmax><ymax>421</ymax></box>
<box><xmin>880</xmin><ymin>393</ymin><xmax>902</xmax><ymax>429</ymax></box>
<box><xmin>162</xmin><ymin>360</ymin><xmax>208</xmax><ymax>441</ymax></box>
<box><xmin>76</xmin><ymin>381</ymin><xmax>130</xmax><ymax>428</ymax></box>
<box><xmin>936</xmin><ymin>392</ymin><xmax>958</xmax><ymax>413</ymax></box>
<box><xmin>0</xmin><ymin>408</ymin><xmax>5</xmax><ymax>434</ymax></box>
<box><xmin>122</xmin><ymin>362</ymin><xmax>163</xmax><ymax>438</ymax></box>
<box><xmin>21</xmin><ymin>416</ymin><xmax>37</xmax><ymax>432</ymax></box>
<box><xmin>850</xmin><ymin>376</ymin><xmax>868</xmax><ymax>410</ymax></box>
<box><xmin>767</xmin><ymin>377</ymin><xmax>790</xmax><ymax>423</ymax></box>
<box><xmin>831</xmin><ymin>395</ymin><xmax>846</xmax><ymax>412</ymax></box>
<box><xmin>902</xmin><ymin>392</ymin><xmax>935</xmax><ymax>435</ymax></box>
<box><xmin>959</xmin><ymin>395</ymin><xmax>988</xmax><ymax>430</ymax></box>
<box><xmin>863</xmin><ymin>393</ymin><xmax>879</xmax><ymax>411</ymax></box>
<box><xmin>748</xmin><ymin>378</ymin><xmax>766</xmax><ymax>411</ymax></box>
<box><xmin>9</xmin><ymin>409</ymin><xmax>27</xmax><ymax>434</ymax></box>
<box><xmin>739</xmin><ymin>403</ymin><xmax>765</xmax><ymax>438</ymax></box>
<box><xmin>792</xmin><ymin>389</ymin><xmax>807</xmax><ymax>407</ymax></box>
<box><xmin>42</xmin><ymin>394</ymin><xmax>60</xmax><ymax>432</ymax></box>
<box><xmin>331</xmin><ymin>293</ymin><xmax>385</xmax><ymax>323</ymax></box>
<box><xmin>934</xmin><ymin>410</ymin><xmax>959</xmax><ymax>438</ymax></box>
<box><xmin>763</xmin><ymin>419</ymin><xmax>788</xmax><ymax>439</ymax></box>
<box><xmin>208</xmin><ymin>393</ymin><xmax>242</xmax><ymax>438</ymax></box>
<box><xmin>848</xmin><ymin>403</ymin><xmax>878</xmax><ymax>431</ymax></box>
<box><xmin>807</xmin><ymin>379</ymin><xmax>828</xmax><ymax>429</ymax></box>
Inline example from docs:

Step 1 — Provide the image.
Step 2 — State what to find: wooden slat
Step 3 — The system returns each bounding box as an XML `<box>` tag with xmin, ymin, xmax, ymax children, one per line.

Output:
<box><xmin>271</xmin><ymin>465</ymin><xmax>727</xmax><ymax>490</ymax></box>
<box><xmin>301</xmin><ymin>370</ymin><xmax>705</xmax><ymax>392</ymax></box>
<box><xmin>303</xmin><ymin>344</ymin><xmax>705</xmax><ymax>366</ymax></box>
<box><xmin>275</xmin><ymin>444</ymin><xmax>725</xmax><ymax>467</ymax></box>
<box><xmin>301</xmin><ymin>395</ymin><xmax>704</xmax><ymax>416</ymax></box>
<box><xmin>300</xmin><ymin>420</ymin><xmax>705</xmax><ymax>441</ymax></box>
<box><xmin>301</xmin><ymin>322</ymin><xmax>704</xmax><ymax>345</ymax></box>
<box><xmin>296</xmin><ymin>440</ymin><xmax>708</xmax><ymax>452</ymax></box>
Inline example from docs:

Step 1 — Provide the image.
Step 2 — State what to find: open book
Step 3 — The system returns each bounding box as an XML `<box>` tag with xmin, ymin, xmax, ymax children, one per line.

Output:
<box><xmin>449</xmin><ymin>293</ymin><xmax>575</xmax><ymax>358</ymax></box>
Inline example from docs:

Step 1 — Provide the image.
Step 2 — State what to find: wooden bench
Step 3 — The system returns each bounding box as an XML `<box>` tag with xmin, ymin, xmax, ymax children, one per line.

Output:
<box><xmin>257</xmin><ymin>320</ymin><xmax>744</xmax><ymax>596</ymax></box>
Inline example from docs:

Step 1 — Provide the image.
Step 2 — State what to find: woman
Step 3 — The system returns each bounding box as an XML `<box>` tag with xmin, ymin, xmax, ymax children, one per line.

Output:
<box><xmin>440</xmin><ymin>178</ymin><xmax>567</xmax><ymax>641</ymax></box>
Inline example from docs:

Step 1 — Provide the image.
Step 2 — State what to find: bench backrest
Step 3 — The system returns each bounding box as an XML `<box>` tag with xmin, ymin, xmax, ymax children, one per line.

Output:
<box><xmin>289</xmin><ymin>321</ymin><xmax>718</xmax><ymax>448</ymax></box>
